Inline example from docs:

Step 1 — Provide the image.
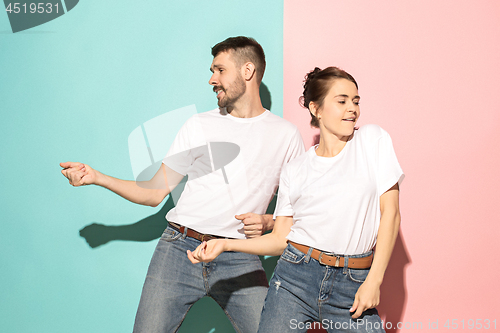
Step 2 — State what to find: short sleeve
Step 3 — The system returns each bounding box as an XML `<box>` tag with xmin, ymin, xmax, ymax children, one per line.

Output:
<box><xmin>284</xmin><ymin>128</ymin><xmax>305</xmax><ymax>163</ymax></box>
<box><xmin>273</xmin><ymin>165</ymin><xmax>294</xmax><ymax>218</ymax></box>
<box><xmin>162</xmin><ymin>118</ymin><xmax>196</xmax><ymax>176</ymax></box>
<box><xmin>376</xmin><ymin>130</ymin><xmax>405</xmax><ymax>195</ymax></box>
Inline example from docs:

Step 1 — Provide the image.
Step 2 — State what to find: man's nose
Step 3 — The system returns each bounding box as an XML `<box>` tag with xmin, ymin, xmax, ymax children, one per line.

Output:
<box><xmin>209</xmin><ymin>73</ymin><xmax>218</xmax><ymax>86</ymax></box>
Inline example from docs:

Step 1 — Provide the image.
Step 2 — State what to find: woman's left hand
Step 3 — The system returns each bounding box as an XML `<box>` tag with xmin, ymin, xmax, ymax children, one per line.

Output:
<box><xmin>350</xmin><ymin>279</ymin><xmax>381</xmax><ymax>319</ymax></box>
<box><xmin>187</xmin><ymin>239</ymin><xmax>227</xmax><ymax>264</ymax></box>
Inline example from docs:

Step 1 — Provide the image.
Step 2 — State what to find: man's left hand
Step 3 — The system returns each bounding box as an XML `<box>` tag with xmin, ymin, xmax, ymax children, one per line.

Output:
<box><xmin>236</xmin><ymin>213</ymin><xmax>266</xmax><ymax>238</ymax></box>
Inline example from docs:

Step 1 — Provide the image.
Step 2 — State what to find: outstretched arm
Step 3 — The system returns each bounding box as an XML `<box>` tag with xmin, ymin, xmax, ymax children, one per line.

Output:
<box><xmin>351</xmin><ymin>183</ymin><xmax>401</xmax><ymax>319</ymax></box>
<box><xmin>187</xmin><ymin>215</ymin><xmax>293</xmax><ymax>263</ymax></box>
<box><xmin>60</xmin><ymin>162</ymin><xmax>183</xmax><ymax>207</ymax></box>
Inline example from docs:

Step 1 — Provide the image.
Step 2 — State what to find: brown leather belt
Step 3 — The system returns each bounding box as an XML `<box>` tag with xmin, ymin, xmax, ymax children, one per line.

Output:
<box><xmin>169</xmin><ymin>222</ymin><xmax>228</xmax><ymax>242</ymax></box>
<box><xmin>288</xmin><ymin>241</ymin><xmax>373</xmax><ymax>269</ymax></box>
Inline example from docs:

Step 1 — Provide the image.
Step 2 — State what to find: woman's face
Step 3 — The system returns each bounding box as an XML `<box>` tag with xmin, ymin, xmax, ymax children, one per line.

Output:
<box><xmin>317</xmin><ymin>78</ymin><xmax>360</xmax><ymax>140</ymax></box>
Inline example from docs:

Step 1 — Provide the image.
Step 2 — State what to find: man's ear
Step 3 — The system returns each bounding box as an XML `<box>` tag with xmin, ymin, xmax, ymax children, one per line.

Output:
<box><xmin>242</xmin><ymin>62</ymin><xmax>256</xmax><ymax>81</ymax></box>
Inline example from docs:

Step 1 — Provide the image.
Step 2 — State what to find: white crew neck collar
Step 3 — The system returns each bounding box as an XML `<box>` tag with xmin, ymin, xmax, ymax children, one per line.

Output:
<box><xmin>310</xmin><ymin>131</ymin><xmax>356</xmax><ymax>162</ymax></box>
<box><xmin>221</xmin><ymin>108</ymin><xmax>270</xmax><ymax>123</ymax></box>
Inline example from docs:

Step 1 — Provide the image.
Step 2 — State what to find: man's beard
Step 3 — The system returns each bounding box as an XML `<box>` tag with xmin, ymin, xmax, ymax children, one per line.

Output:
<box><xmin>217</xmin><ymin>74</ymin><xmax>246</xmax><ymax>108</ymax></box>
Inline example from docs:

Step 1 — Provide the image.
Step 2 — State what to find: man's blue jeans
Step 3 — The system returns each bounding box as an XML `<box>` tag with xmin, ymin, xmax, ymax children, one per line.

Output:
<box><xmin>258</xmin><ymin>243</ymin><xmax>385</xmax><ymax>333</ymax></box>
<box><xmin>133</xmin><ymin>225</ymin><xmax>268</xmax><ymax>333</ymax></box>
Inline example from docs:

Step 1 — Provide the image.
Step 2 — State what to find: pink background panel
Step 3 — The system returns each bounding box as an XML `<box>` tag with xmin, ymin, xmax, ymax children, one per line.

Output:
<box><xmin>284</xmin><ymin>0</ymin><xmax>500</xmax><ymax>330</ymax></box>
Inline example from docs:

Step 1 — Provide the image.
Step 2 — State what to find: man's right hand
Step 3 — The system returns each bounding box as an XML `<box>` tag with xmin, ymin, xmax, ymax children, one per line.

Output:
<box><xmin>59</xmin><ymin>162</ymin><xmax>179</xmax><ymax>207</ymax></box>
<box><xmin>60</xmin><ymin>162</ymin><xmax>99</xmax><ymax>186</ymax></box>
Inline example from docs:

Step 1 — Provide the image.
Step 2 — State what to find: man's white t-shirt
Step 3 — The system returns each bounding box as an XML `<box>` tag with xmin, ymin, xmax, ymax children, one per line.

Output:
<box><xmin>275</xmin><ymin>124</ymin><xmax>404</xmax><ymax>255</ymax></box>
<box><xmin>163</xmin><ymin>108</ymin><xmax>305</xmax><ymax>239</ymax></box>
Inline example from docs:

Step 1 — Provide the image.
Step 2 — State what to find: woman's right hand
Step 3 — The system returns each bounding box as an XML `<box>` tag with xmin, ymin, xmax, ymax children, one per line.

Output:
<box><xmin>187</xmin><ymin>239</ymin><xmax>227</xmax><ymax>264</ymax></box>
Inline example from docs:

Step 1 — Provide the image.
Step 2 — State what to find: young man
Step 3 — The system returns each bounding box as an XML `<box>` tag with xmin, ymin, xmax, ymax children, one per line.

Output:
<box><xmin>60</xmin><ymin>36</ymin><xmax>304</xmax><ymax>333</ymax></box>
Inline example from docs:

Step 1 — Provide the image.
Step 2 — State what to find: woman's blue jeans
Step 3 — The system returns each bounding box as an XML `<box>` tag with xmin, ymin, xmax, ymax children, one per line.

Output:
<box><xmin>258</xmin><ymin>243</ymin><xmax>385</xmax><ymax>333</ymax></box>
<box><xmin>133</xmin><ymin>225</ymin><xmax>268</xmax><ymax>333</ymax></box>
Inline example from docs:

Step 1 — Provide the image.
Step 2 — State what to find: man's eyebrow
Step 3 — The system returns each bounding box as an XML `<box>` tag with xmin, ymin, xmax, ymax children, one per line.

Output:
<box><xmin>210</xmin><ymin>64</ymin><xmax>222</xmax><ymax>73</ymax></box>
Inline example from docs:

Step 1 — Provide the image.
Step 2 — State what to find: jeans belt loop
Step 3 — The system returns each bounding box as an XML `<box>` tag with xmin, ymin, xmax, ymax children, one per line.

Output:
<box><xmin>304</xmin><ymin>247</ymin><xmax>313</xmax><ymax>263</ymax></box>
<box><xmin>182</xmin><ymin>226</ymin><xmax>188</xmax><ymax>239</ymax></box>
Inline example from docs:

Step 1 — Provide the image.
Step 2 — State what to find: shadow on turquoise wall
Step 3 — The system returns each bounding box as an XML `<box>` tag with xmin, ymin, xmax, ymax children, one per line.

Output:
<box><xmin>75</xmin><ymin>84</ymin><xmax>277</xmax><ymax>332</ymax></box>
<box><xmin>0</xmin><ymin>1</ymin><xmax>283</xmax><ymax>332</ymax></box>
<box><xmin>78</xmin><ymin>83</ymin><xmax>273</xmax><ymax>248</ymax></box>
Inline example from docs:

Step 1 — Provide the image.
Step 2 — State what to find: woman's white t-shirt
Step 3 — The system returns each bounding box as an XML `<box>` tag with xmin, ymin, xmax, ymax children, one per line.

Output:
<box><xmin>274</xmin><ymin>124</ymin><xmax>404</xmax><ymax>255</ymax></box>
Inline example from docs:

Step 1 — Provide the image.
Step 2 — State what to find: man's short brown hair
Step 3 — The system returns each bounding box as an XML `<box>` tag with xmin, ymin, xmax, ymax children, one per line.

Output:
<box><xmin>212</xmin><ymin>36</ymin><xmax>266</xmax><ymax>84</ymax></box>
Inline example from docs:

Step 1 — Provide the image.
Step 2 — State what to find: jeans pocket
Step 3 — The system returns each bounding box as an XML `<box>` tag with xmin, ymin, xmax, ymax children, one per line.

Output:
<box><xmin>279</xmin><ymin>244</ymin><xmax>305</xmax><ymax>264</ymax></box>
<box><xmin>348</xmin><ymin>268</ymin><xmax>370</xmax><ymax>283</ymax></box>
<box><xmin>160</xmin><ymin>226</ymin><xmax>182</xmax><ymax>242</ymax></box>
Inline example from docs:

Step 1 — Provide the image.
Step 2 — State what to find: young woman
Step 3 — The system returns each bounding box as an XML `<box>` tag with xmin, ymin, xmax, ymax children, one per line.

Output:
<box><xmin>187</xmin><ymin>67</ymin><xmax>404</xmax><ymax>333</ymax></box>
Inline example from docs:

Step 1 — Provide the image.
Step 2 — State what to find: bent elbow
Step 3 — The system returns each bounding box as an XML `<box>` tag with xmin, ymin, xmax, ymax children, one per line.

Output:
<box><xmin>269</xmin><ymin>239</ymin><xmax>288</xmax><ymax>256</ymax></box>
<box><xmin>393</xmin><ymin>210</ymin><xmax>402</xmax><ymax>227</ymax></box>
<box><xmin>149</xmin><ymin>196</ymin><xmax>163</xmax><ymax>208</ymax></box>
<box><xmin>149</xmin><ymin>190</ymin><xmax>168</xmax><ymax>207</ymax></box>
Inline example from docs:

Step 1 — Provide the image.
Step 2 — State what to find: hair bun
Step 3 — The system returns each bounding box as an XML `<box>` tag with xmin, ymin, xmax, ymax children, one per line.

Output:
<box><xmin>304</xmin><ymin>67</ymin><xmax>322</xmax><ymax>85</ymax></box>
<box><xmin>301</xmin><ymin>67</ymin><xmax>322</xmax><ymax>108</ymax></box>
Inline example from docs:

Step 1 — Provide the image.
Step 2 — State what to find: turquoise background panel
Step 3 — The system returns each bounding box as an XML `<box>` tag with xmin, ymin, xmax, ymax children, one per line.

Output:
<box><xmin>0</xmin><ymin>1</ymin><xmax>283</xmax><ymax>332</ymax></box>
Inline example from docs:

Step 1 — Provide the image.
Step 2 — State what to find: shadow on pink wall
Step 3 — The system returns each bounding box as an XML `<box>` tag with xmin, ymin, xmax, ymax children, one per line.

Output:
<box><xmin>378</xmin><ymin>231</ymin><xmax>411</xmax><ymax>332</ymax></box>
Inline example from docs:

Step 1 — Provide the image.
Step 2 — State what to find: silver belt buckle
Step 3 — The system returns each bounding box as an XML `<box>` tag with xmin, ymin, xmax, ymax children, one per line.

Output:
<box><xmin>318</xmin><ymin>252</ymin><xmax>325</xmax><ymax>265</ymax></box>
<box><xmin>318</xmin><ymin>252</ymin><xmax>341</xmax><ymax>267</ymax></box>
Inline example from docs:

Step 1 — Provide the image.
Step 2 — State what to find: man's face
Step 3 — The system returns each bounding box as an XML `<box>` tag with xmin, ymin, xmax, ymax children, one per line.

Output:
<box><xmin>209</xmin><ymin>51</ymin><xmax>246</xmax><ymax>108</ymax></box>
